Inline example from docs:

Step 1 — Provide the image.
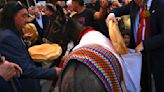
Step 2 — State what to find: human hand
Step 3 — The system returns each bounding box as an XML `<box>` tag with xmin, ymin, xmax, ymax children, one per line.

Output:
<box><xmin>100</xmin><ymin>0</ymin><xmax>108</xmax><ymax>9</ymax></box>
<box><xmin>23</xmin><ymin>32</ymin><xmax>33</xmax><ymax>41</ymax></box>
<box><xmin>112</xmin><ymin>0</ymin><xmax>122</xmax><ymax>7</ymax></box>
<box><xmin>105</xmin><ymin>13</ymin><xmax>117</xmax><ymax>28</ymax></box>
<box><xmin>135</xmin><ymin>42</ymin><xmax>144</xmax><ymax>53</ymax></box>
<box><xmin>55</xmin><ymin>67</ymin><xmax>62</xmax><ymax>77</ymax></box>
<box><xmin>0</xmin><ymin>61</ymin><xmax>22</xmax><ymax>81</ymax></box>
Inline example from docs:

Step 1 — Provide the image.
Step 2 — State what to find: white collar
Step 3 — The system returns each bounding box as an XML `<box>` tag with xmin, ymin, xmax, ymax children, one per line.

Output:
<box><xmin>147</xmin><ymin>0</ymin><xmax>153</xmax><ymax>10</ymax></box>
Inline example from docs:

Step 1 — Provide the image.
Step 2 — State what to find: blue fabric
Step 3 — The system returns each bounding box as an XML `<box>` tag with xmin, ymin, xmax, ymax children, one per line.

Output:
<box><xmin>0</xmin><ymin>76</ymin><xmax>13</xmax><ymax>92</ymax></box>
<box><xmin>0</xmin><ymin>29</ymin><xmax>56</xmax><ymax>92</ymax></box>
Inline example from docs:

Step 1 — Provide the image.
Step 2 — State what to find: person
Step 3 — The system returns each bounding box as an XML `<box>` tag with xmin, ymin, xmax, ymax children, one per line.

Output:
<box><xmin>65</xmin><ymin>0</ymin><xmax>77</xmax><ymax>17</ymax></box>
<box><xmin>85</xmin><ymin>0</ymin><xmax>110</xmax><ymax>37</ymax></box>
<box><xmin>86</xmin><ymin>0</ymin><xmax>100</xmax><ymax>11</ymax></box>
<box><xmin>122</xmin><ymin>31</ymin><xmax>131</xmax><ymax>47</ymax></box>
<box><xmin>0</xmin><ymin>1</ymin><xmax>62</xmax><ymax>92</ymax></box>
<box><xmin>71</xmin><ymin>0</ymin><xmax>108</xmax><ymax>32</ymax></box>
<box><xmin>31</xmin><ymin>6</ymin><xmax>47</xmax><ymax>44</ymax></box>
<box><xmin>44</xmin><ymin>4</ymin><xmax>70</xmax><ymax>67</ymax></box>
<box><xmin>43</xmin><ymin>3</ymin><xmax>58</xmax><ymax>40</ymax></box>
<box><xmin>0</xmin><ymin>56</ymin><xmax>22</xmax><ymax>92</ymax></box>
<box><xmin>106</xmin><ymin>0</ymin><xmax>164</xmax><ymax>92</ymax></box>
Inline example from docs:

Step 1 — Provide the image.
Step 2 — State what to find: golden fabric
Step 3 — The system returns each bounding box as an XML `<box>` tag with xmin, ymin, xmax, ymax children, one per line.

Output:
<box><xmin>22</xmin><ymin>23</ymin><xmax>38</xmax><ymax>44</ymax></box>
<box><xmin>108</xmin><ymin>20</ymin><xmax>128</xmax><ymax>55</ymax></box>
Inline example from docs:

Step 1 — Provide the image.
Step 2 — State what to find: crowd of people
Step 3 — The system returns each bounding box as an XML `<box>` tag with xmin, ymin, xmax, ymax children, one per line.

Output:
<box><xmin>0</xmin><ymin>0</ymin><xmax>163</xmax><ymax>92</ymax></box>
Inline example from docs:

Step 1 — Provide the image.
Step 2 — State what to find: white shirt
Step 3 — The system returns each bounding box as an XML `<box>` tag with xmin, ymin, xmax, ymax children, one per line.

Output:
<box><xmin>36</xmin><ymin>15</ymin><xmax>43</xmax><ymax>29</ymax></box>
<box><xmin>134</xmin><ymin>0</ymin><xmax>153</xmax><ymax>43</ymax></box>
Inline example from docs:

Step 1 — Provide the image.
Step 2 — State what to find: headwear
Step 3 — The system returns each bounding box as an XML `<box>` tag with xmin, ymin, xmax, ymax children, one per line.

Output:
<box><xmin>62</xmin><ymin>44</ymin><xmax>123</xmax><ymax>92</ymax></box>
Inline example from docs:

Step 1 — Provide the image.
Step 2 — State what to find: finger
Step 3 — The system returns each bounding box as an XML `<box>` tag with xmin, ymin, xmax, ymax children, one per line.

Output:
<box><xmin>113</xmin><ymin>18</ymin><xmax>118</xmax><ymax>24</ymax></box>
<box><xmin>6</xmin><ymin>68</ymin><xmax>17</xmax><ymax>80</ymax></box>
<box><xmin>12</xmin><ymin>63</ymin><xmax>23</xmax><ymax>74</ymax></box>
<box><xmin>55</xmin><ymin>67</ymin><xmax>62</xmax><ymax>76</ymax></box>
<box><xmin>15</xmin><ymin>70</ymin><xmax>21</xmax><ymax>77</ymax></box>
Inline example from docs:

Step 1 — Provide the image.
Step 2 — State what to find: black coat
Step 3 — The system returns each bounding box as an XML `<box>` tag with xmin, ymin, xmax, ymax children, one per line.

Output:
<box><xmin>0</xmin><ymin>76</ymin><xmax>13</xmax><ymax>92</ymax></box>
<box><xmin>111</xmin><ymin>0</ymin><xmax>164</xmax><ymax>91</ymax></box>
<box><xmin>32</xmin><ymin>15</ymin><xmax>47</xmax><ymax>44</ymax></box>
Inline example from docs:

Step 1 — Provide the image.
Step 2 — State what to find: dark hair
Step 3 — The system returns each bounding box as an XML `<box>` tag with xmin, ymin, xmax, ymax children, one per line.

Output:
<box><xmin>122</xmin><ymin>30</ymin><xmax>131</xmax><ymax>37</ymax></box>
<box><xmin>72</xmin><ymin>0</ymin><xmax>84</xmax><ymax>6</ymax></box>
<box><xmin>0</xmin><ymin>1</ymin><xmax>26</xmax><ymax>30</ymax></box>
<box><xmin>45</xmin><ymin>3</ymin><xmax>57</xmax><ymax>13</ymax></box>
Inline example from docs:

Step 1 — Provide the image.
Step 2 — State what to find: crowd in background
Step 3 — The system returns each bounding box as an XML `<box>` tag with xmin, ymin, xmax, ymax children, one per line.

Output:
<box><xmin>1</xmin><ymin>0</ymin><xmax>163</xmax><ymax>92</ymax></box>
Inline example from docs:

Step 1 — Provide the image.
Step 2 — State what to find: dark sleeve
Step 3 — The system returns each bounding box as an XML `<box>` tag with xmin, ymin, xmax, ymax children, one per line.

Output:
<box><xmin>0</xmin><ymin>76</ymin><xmax>12</xmax><ymax>92</ymax></box>
<box><xmin>88</xmin><ymin>8</ymin><xmax>96</xmax><ymax>19</ymax></box>
<box><xmin>0</xmin><ymin>34</ymin><xmax>56</xmax><ymax>80</ymax></box>
<box><xmin>111</xmin><ymin>1</ymin><xmax>132</xmax><ymax>17</ymax></box>
<box><xmin>143</xmin><ymin>1</ymin><xmax>164</xmax><ymax>51</ymax></box>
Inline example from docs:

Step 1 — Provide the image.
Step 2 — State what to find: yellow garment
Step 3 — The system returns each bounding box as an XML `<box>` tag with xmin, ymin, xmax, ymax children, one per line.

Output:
<box><xmin>108</xmin><ymin>20</ymin><xmax>128</xmax><ymax>55</ymax></box>
<box><xmin>22</xmin><ymin>23</ymin><xmax>38</xmax><ymax>44</ymax></box>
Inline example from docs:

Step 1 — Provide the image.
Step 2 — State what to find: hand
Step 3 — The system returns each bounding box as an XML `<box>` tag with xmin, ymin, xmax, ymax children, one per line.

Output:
<box><xmin>55</xmin><ymin>67</ymin><xmax>62</xmax><ymax>77</ymax></box>
<box><xmin>135</xmin><ymin>42</ymin><xmax>144</xmax><ymax>53</ymax></box>
<box><xmin>112</xmin><ymin>0</ymin><xmax>122</xmax><ymax>7</ymax></box>
<box><xmin>100</xmin><ymin>0</ymin><xmax>108</xmax><ymax>9</ymax></box>
<box><xmin>42</xmin><ymin>38</ymin><xmax>48</xmax><ymax>43</ymax></box>
<box><xmin>0</xmin><ymin>61</ymin><xmax>22</xmax><ymax>81</ymax></box>
<box><xmin>105</xmin><ymin>13</ymin><xmax>117</xmax><ymax>28</ymax></box>
<box><xmin>23</xmin><ymin>32</ymin><xmax>33</xmax><ymax>40</ymax></box>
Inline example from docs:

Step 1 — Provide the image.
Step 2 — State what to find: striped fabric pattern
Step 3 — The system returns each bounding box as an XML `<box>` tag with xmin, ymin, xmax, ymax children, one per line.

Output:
<box><xmin>63</xmin><ymin>44</ymin><xmax>123</xmax><ymax>92</ymax></box>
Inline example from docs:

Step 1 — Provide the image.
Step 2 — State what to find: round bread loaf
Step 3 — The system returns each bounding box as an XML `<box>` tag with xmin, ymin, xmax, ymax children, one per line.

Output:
<box><xmin>28</xmin><ymin>44</ymin><xmax>62</xmax><ymax>62</ymax></box>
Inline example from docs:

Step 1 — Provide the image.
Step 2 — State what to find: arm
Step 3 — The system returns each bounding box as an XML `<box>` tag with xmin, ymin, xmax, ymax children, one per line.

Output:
<box><xmin>0</xmin><ymin>34</ymin><xmax>57</xmax><ymax>79</ymax></box>
<box><xmin>111</xmin><ymin>1</ymin><xmax>131</xmax><ymax>17</ymax></box>
<box><xmin>94</xmin><ymin>0</ymin><xmax>108</xmax><ymax>20</ymax></box>
<box><xmin>105</xmin><ymin>1</ymin><xmax>132</xmax><ymax>27</ymax></box>
<box><xmin>136</xmin><ymin>1</ymin><xmax>164</xmax><ymax>52</ymax></box>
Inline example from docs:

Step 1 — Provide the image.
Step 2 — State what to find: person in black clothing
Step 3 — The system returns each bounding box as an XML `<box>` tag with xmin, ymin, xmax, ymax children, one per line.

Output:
<box><xmin>71</xmin><ymin>0</ymin><xmax>108</xmax><ymax>36</ymax></box>
<box><xmin>44</xmin><ymin>4</ymin><xmax>69</xmax><ymax>67</ymax></box>
<box><xmin>86</xmin><ymin>0</ymin><xmax>109</xmax><ymax>37</ymax></box>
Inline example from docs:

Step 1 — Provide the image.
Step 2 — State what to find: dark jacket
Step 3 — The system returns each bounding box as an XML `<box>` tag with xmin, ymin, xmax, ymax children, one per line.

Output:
<box><xmin>32</xmin><ymin>15</ymin><xmax>47</xmax><ymax>44</ymax></box>
<box><xmin>111</xmin><ymin>0</ymin><xmax>164</xmax><ymax>91</ymax></box>
<box><xmin>0</xmin><ymin>76</ymin><xmax>13</xmax><ymax>92</ymax></box>
<box><xmin>0</xmin><ymin>29</ymin><xmax>57</xmax><ymax>92</ymax></box>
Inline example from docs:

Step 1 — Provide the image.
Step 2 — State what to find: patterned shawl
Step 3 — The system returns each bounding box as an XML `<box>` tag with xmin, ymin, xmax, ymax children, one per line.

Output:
<box><xmin>62</xmin><ymin>44</ymin><xmax>123</xmax><ymax>92</ymax></box>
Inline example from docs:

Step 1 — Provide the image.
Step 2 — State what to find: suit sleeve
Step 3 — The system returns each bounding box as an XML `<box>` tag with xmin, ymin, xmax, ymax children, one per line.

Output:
<box><xmin>143</xmin><ymin>1</ymin><xmax>164</xmax><ymax>51</ymax></box>
<box><xmin>110</xmin><ymin>1</ymin><xmax>132</xmax><ymax>17</ymax></box>
<box><xmin>0</xmin><ymin>76</ymin><xmax>13</xmax><ymax>92</ymax></box>
<box><xmin>0</xmin><ymin>34</ymin><xmax>56</xmax><ymax>80</ymax></box>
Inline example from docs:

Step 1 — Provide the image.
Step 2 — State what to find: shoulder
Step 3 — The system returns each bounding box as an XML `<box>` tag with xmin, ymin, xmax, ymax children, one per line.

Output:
<box><xmin>0</xmin><ymin>29</ymin><xmax>16</xmax><ymax>38</ymax></box>
<box><xmin>155</xmin><ymin>0</ymin><xmax>164</xmax><ymax>14</ymax></box>
<box><xmin>42</xmin><ymin>15</ymin><xmax>48</xmax><ymax>19</ymax></box>
<box><xmin>158</xmin><ymin>0</ymin><xmax>164</xmax><ymax>7</ymax></box>
<box><xmin>0</xmin><ymin>29</ymin><xmax>19</xmax><ymax>43</ymax></box>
